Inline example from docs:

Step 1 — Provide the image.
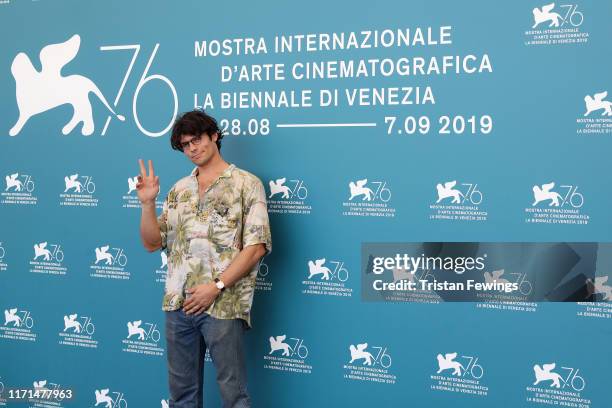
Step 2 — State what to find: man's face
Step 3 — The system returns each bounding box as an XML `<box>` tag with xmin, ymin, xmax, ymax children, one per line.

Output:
<box><xmin>180</xmin><ymin>132</ymin><xmax>218</xmax><ymax>166</ymax></box>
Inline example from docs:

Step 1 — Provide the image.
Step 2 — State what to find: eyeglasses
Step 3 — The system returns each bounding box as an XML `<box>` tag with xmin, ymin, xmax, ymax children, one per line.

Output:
<box><xmin>179</xmin><ymin>134</ymin><xmax>202</xmax><ymax>151</ymax></box>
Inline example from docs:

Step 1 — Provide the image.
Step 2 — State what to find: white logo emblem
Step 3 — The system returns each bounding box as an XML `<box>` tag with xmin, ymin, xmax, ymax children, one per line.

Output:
<box><xmin>64</xmin><ymin>175</ymin><xmax>83</xmax><ymax>193</ymax></box>
<box><xmin>533</xmin><ymin>362</ymin><xmax>586</xmax><ymax>391</ymax></box>
<box><xmin>9</xmin><ymin>34</ymin><xmax>125</xmax><ymax>137</ymax></box>
<box><xmin>532</xmin><ymin>182</ymin><xmax>562</xmax><ymax>206</ymax></box>
<box><xmin>127</xmin><ymin>177</ymin><xmax>138</xmax><ymax>194</ymax></box>
<box><xmin>434</xmin><ymin>181</ymin><xmax>484</xmax><ymax>205</ymax></box>
<box><xmin>127</xmin><ymin>320</ymin><xmax>146</xmax><ymax>340</ymax></box>
<box><xmin>349</xmin><ymin>179</ymin><xmax>374</xmax><ymax>201</ymax></box>
<box><xmin>268</xmin><ymin>177</ymin><xmax>309</xmax><ymax>200</ymax></box>
<box><xmin>4</xmin><ymin>173</ymin><xmax>35</xmax><ymax>193</ymax></box>
<box><xmin>63</xmin><ymin>174</ymin><xmax>96</xmax><ymax>194</ymax></box>
<box><xmin>348</xmin><ymin>343</ymin><xmax>392</xmax><ymax>368</ymax></box>
<box><xmin>532</xmin><ymin>3</ymin><xmax>563</xmax><ymax>28</ymax></box>
<box><xmin>269</xmin><ymin>178</ymin><xmax>290</xmax><ymax>199</ymax></box>
<box><xmin>59</xmin><ymin>313</ymin><xmax>97</xmax><ymax>348</ymax></box>
<box><xmin>533</xmin><ymin>363</ymin><xmax>563</xmax><ymax>388</ymax></box>
<box><xmin>94</xmin><ymin>245</ymin><xmax>127</xmax><ymax>266</ymax></box>
<box><xmin>584</xmin><ymin>91</ymin><xmax>612</xmax><ymax>117</ymax></box>
<box><xmin>437</xmin><ymin>352</ymin><xmax>464</xmax><ymax>376</ymax></box>
<box><xmin>160</xmin><ymin>252</ymin><xmax>167</xmax><ymax>269</ymax></box>
<box><xmin>126</xmin><ymin>320</ymin><xmax>161</xmax><ymax>342</ymax></box>
<box><xmin>269</xmin><ymin>335</ymin><xmax>291</xmax><ymax>356</ymax></box>
<box><xmin>4</xmin><ymin>308</ymin><xmax>22</xmax><ymax>327</ymax></box>
<box><xmin>307</xmin><ymin>259</ymin><xmax>331</xmax><ymax>280</ymax></box>
<box><xmin>532</xmin><ymin>182</ymin><xmax>583</xmax><ymax>208</ymax></box>
<box><xmin>268</xmin><ymin>335</ymin><xmax>309</xmax><ymax>359</ymax></box>
<box><xmin>63</xmin><ymin>314</ymin><xmax>82</xmax><ymax>333</ymax></box>
<box><xmin>94</xmin><ymin>388</ymin><xmax>126</xmax><ymax>408</ymax></box>
<box><xmin>5</xmin><ymin>173</ymin><xmax>23</xmax><ymax>191</ymax></box>
<box><xmin>306</xmin><ymin>258</ymin><xmax>349</xmax><ymax>282</ymax></box>
<box><xmin>62</xmin><ymin>314</ymin><xmax>95</xmax><ymax>335</ymax></box>
<box><xmin>349</xmin><ymin>343</ymin><xmax>375</xmax><ymax>365</ymax></box>
<box><xmin>531</xmin><ymin>3</ymin><xmax>584</xmax><ymax>29</ymax></box>
<box><xmin>3</xmin><ymin>308</ymin><xmax>33</xmax><ymax>328</ymax></box>
<box><xmin>33</xmin><ymin>242</ymin><xmax>64</xmax><ymax>262</ymax></box>
<box><xmin>436</xmin><ymin>181</ymin><xmax>463</xmax><ymax>204</ymax></box>
<box><xmin>348</xmin><ymin>179</ymin><xmax>391</xmax><ymax>202</ymax></box>
<box><xmin>95</xmin><ymin>245</ymin><xmax>113</xmax><ymax>265</ymax></box>
<box><xmin>33</xmin><ymin>242</ymin><xmax>52</xmax><ymax>261</ymax></box>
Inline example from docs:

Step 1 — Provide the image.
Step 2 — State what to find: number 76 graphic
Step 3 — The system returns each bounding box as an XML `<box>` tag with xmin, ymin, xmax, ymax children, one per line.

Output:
<box><xmin>100</xmin><ymin>43</ymin><xmax>178</xmax><ymax>137</ymax></box>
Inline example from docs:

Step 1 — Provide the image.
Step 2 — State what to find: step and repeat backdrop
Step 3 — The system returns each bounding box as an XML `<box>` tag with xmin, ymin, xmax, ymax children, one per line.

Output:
<box><xmin>1</xmin><ymin>0</ymin><xmax>611</xmax><ymax>407</ymax></box>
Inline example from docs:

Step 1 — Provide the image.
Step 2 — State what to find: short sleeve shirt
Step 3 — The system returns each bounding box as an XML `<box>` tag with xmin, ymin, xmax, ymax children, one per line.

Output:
<box><xmin>157</xmin><ymin>164</ymin><xmax>272</xmax><ymax>327</ymax></box>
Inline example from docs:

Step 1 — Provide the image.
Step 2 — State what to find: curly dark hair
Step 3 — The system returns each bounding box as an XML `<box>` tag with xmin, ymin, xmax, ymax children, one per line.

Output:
<box><xmin>170</xmin><ymin>110</ymin><xmax>225</xmax><ymax>152</ymax></box>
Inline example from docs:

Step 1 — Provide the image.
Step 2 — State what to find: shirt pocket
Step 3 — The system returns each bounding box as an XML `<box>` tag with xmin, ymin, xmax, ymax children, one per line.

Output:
<box><xmin>209</xmin><ymin>207</ymin><xmax>240</xmax><ymax>249</ymax></box>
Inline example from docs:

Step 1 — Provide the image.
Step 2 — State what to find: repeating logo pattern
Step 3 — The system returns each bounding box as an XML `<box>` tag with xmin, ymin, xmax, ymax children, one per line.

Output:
<box><xmin>429</xmin><ymin>180</ymin><xmax>488</xmax><ymax>222</ymax></box>
<box><xmin>263</xmin><ymin>333</ymin><xmax>312</xmax><ymax>374</ymax></box>
<box><xmin>59</xmin><ymin>173</ymin><xmax>99</xmax><ymax>207</ymax></box>
<box><xmin>525</xmin><ymin>182</ymin><xmax>589</xmax><ymax>225</ymax></box>
<box><xmin>122</xmin><ymin>320</ymin><xmax>164</xmax><ymax>357</ymax></box>
<box><xmin>302</xmin><ymin>258</ymin><xmax>352</xmax><ymax>297</ymax></box>
<box><xmin>342</xmin><ymin>178</ymin><xmax>395</xmax><ymax>217</ymax></box>
<box><xmin>267</xmin><ymin>177</ymin><xmax>312</xmax><ymax>215</ymax></box>
<box><xmin>1</xmin><ymin>172</ymin><xmax>38</xmax><ymax>205</ymax></box>
<box><xmin>0</xmin><ymin>9</ymin><xmax>610</xmax><ymax>408</ymax></box>
<box><xmin>343</xmin><ymin>342</ymin><xmax>396</xmax><ymax>384</ymax></box>
<box><xmin>526</xmin><ymin>362</ymin><xmax>590</xmax><ymax>407</ymax></box>
<box><xmin>0</xmin><ymin>307</ymin><xmax>36</xmax><ymax>342</ymax></box>
<box><xmin>29</xmin><ymin>241</ymin><xmax>68</xmax><ymax>276</ymax></box>
<box><xmin>431</xmin><ymin>352</ymin><xmax>488</xmax><ymax>397</ymax></box>
<box><xmin>94</xmin><ymin>388</ymin><xmax>128</xmax><ymax>408</ymax></box>
<box><xmin>90</xmin><ymin>244</ymin><xmax>130</xmax><ymax>280</ymax></box>
<box><xmin>58</xmin><ymin>313</ymin><xmax>98</xmax><ymax>349</ymax></box>
<box><xmin>524</xmin><ymin>3</ymin><xmax>589</xmax><ymax>46</ymax></box>
<box><xmin>577</xmin><ymin>91</ymin><xmax>612</xmax><ymax>135</ymax></box>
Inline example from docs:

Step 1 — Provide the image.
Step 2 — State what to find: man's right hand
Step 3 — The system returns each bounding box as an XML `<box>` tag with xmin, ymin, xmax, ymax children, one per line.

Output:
<box><xmin>137</xmin><ymin>159</ymin><xmax>160</xmax><ymax>205</ymax></box>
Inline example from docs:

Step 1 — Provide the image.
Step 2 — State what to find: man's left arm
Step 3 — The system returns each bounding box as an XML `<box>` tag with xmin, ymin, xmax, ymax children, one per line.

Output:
<box><xmin>183</xmin><ymin>244</ymin><xmax>266</xmax><ymax>315</ymax></box>
<box><xmin>217</xmin><ymin>243</ymin><xmax>267</xmax><ymax>288</ymax></box>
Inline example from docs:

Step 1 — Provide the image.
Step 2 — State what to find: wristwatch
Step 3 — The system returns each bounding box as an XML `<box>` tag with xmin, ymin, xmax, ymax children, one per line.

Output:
<box><xmin>214</xmin><ymin>278</ymin><xmax>225</xmax><ymax>291</ymax></box>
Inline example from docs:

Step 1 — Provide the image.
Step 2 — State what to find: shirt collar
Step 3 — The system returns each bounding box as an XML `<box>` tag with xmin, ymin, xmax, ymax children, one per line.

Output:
<box><xmin>190</xmin><ymin>163</ymin><xmax>235</xmax><ymax>178</ymax></box>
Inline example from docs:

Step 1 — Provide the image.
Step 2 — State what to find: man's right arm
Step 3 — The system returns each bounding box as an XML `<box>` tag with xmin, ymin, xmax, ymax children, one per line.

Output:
<box><xmin>140</xmin><ymin>201</ymin><xmax>162</xmax><ymax>252</ymax></box>
<box><xmin>136</xmin><ymin>159</ymin><xmax>163</xmax><ymax>252</ymax></box>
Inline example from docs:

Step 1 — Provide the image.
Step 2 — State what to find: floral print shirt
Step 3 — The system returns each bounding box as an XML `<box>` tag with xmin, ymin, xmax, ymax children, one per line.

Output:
<box><xmin>157</xmin><ymin>164</ymin><xmax>271</xmax><ymax>327</ymax></box>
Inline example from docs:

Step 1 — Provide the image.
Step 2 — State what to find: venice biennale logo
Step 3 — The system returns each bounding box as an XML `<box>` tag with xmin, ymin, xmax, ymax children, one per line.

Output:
<box><xmin>9</xmin><ymin>34</ymin><xmax>124</xmax><ymax>136</ymax></box>
<box><xmin>583</xmin><ymin>91</ymin><xmax>612</xmax><ymax>117</ymax></box>
<box><xmin>532</xmin><ymin>3</ymin><xmax>563</xmax><ymax>28</ymax></box>
<box><xmin>8</xmin><ymin>34</ymin><xmax>178</xmax><ymax>138</ymax></box>
<box><xmin>531</xmin><ymin>3</ymin><xmax>584</xmax><ymax>29</ymax></box>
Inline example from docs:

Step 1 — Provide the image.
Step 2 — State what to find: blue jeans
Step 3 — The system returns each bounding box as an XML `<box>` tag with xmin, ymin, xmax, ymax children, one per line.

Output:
<box><xmin>165</xmin><ymin>310</ymin><xmax>250</xmax><ymax>408</ymax></box>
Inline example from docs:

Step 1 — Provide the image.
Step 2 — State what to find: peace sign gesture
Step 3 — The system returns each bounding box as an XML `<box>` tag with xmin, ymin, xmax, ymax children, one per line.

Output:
<box><xmin>136</xmin><ymin>159</ymin><xmax>160</xmax><ymax>204</ymax></box>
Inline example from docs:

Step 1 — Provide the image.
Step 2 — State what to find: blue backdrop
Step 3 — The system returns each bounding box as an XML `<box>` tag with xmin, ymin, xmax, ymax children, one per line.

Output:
<box><xmin>1</xmin><ymin>0</ymin><xmax>611</xmax><ymax>407</ymax></box>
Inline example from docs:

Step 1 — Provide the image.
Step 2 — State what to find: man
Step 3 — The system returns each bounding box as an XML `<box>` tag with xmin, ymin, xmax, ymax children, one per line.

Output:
<box><xmin>136</xmin><ymin>110</ymin><xmax>271</xmax><ymax>408</ymax></box>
